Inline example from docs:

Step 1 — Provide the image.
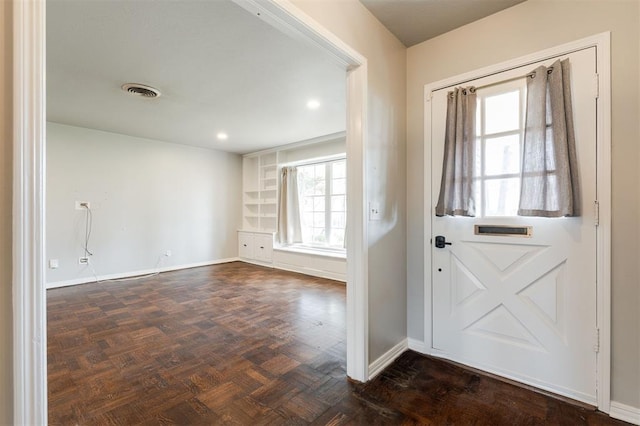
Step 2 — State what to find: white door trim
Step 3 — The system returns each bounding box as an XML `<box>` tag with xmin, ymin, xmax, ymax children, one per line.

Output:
<box><xmin>422</xmin><ymin>32</ymin><xmax>611</xmax><ymax>412</ymax></box>
<box><xmin>246</xmin><ymin>0</ymin><xmax>370</xmax><ymax>382</ymax></box>
<box><xmin>13</xmin><ymin>0</ymin><xmax>47</xmax><ymax>424</ymax></box>
<box><xmin>12</xmin><ymin>0</ymin><xmax>370</xmax><ymax>422</ymax></box>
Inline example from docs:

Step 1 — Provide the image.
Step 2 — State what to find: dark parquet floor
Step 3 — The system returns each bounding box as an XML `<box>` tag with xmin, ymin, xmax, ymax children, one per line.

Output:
<box><xmin>48</xmin><ymin>262</ymin><xmax>626</xmax><ymax>425</ymax></box>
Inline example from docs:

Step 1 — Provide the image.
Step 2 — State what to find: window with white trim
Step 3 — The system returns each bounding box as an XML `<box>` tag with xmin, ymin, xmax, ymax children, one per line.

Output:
<box><xmin>298</xmin><ymin>158</ymin><xmax>346</xmax><ymax>249</ymax></box>
<box><xmin>474</xmin><ymin>79</ymin><xmax>527</xmax><ymax>217</ymax></box>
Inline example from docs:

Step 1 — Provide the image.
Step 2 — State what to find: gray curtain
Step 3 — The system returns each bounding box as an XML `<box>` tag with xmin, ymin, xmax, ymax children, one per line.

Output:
<box><xmin>277</xmin><ymin>166</ymin><xmax>302</xmax><ymax>244</ymax></box>
<box><xmin>518</xmin><ymin>59</ymin><xmax>580</xmax><ymax>217</ymax></box>
<box><xmin>435</xmin><ymin>86</ymin><xmax>477</xmax><ymax>217</ymax></box>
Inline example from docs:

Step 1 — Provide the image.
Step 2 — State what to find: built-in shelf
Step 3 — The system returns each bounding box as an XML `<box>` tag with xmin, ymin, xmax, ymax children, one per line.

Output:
<box><xmin>242</xmin><ymin>152</ymin><xmax>279</xmax><ymax>232</ymax></box>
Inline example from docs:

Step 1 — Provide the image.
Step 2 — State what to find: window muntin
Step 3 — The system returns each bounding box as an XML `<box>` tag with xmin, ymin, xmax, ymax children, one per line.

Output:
<box><xmin>298</xmin><ymin>159</ymin><xmax>346</xmax><ymax>249</ymax></box>
<box><xmin>474</xmin><ymin>80</ymin><xmax>527</xmax><ymax>217</ymax></box>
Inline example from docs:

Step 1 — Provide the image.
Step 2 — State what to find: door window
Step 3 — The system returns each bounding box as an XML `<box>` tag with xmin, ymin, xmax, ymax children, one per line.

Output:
<box><xmin>474</xmin><ymin>80</ymin><xmax>526</xmax><ymax>217</ymax></box>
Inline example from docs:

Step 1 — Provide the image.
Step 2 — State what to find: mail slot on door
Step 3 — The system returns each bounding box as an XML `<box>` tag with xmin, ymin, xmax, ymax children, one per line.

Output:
<box><xmin>474</xmin><ymin>225</ymin><xmax>532</xmax><ymax>237</ymax></box>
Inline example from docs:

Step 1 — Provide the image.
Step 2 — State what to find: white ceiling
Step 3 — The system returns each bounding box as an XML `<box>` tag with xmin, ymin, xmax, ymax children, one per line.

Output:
<box><xmin>359</xmin><ymin>0</ymin><xmax>526</xmax><ymax>47</ymax></box>
<box><xmin>47</xmin><ymin>0</ymin><xmax>347</xmax><ymax>154</ymax></box>
<box><xmin>48</xmin><ymin>0</ymin><xmax>528</xmax><ymax>153</ymax></box>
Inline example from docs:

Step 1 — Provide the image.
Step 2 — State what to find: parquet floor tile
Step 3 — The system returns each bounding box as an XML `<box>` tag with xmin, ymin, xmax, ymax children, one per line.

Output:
<box><xmin>48</xmin><ymin>262</ymin><xmax>626</xmax><ymax>425</ymax></box>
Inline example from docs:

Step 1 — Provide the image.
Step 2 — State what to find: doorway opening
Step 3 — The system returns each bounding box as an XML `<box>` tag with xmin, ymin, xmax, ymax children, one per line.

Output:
<box><xmin>12</xmin><ymin>0</ymin><xmax>369</xmax><ymax>423</ymax></box>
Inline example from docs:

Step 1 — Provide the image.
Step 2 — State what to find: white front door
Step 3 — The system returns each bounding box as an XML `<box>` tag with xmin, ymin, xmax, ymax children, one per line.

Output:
<box><xmin>431</xmin><ymin>47</ymin><xmax>598</xmax><ymax>404</ymax></box>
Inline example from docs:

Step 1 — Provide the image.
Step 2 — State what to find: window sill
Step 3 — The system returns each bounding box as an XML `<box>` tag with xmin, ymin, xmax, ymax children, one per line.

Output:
<box><xmin>274</xmin><ymin>245</ymin><xmax>346</xmax><ymax>259</ymax></box>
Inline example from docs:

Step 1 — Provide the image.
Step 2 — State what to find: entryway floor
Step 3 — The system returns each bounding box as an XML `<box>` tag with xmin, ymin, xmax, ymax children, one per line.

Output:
<box><xmin>47</xmin><ymin>262</ymin><xmax>626</xmax><ymax>425</ymax></box>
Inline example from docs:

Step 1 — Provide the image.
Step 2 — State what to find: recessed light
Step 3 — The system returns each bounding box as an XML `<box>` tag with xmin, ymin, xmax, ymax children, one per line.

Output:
<box><xmin>217</xmin><ymin>132</ymin><xmax>228</xmax><ymax>141</ymax></box>
<box><xmin>306</xmin><ymin>99</ymin><xmax>320</xmax><ymax>110</ymax></box>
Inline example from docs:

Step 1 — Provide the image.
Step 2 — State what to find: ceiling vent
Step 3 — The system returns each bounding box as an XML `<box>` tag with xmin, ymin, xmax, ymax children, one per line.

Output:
<box><xmin>121</xmin><ymin>83</ymin><xmax>161</xmax><ymax>98</ymax></box>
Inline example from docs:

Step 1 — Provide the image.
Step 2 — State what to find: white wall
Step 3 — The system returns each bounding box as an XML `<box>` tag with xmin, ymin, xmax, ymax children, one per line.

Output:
<box><xmin>291</xmin><ymin>0</ymin><xmax>407</xmax><ymax>364</ymax></box>
<box><xmin>0</xmin><ymin>0</ymin><xmax>13</xmax><ymax>422</ymax></box>
<box><xmin>406</xmin><ymin>0</ymin><xmax>640</xmax><ymax>410</ymax></box>
<box><xmin>46</xmin><ymin>123</ymin><xmax>242</xmax><ymax>285</ymax></box>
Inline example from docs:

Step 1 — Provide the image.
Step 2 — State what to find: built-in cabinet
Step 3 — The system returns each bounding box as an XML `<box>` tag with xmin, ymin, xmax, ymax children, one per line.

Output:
<box><xmin>238</xmin><ymin>231</ymin><xmax>273</xmax><ymax>264</ymax></box>
<box><xmin>242</xmin><ymin>152</ymin><xmax>278</xmax><ymax>232</ymax></box>
<box><xmin>241</xmin><ymin>151</ymin><xmax>277</xmax><ymax>266</ymax></box>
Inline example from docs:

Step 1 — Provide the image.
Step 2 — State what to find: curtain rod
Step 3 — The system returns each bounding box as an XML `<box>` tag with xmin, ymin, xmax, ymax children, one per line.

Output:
<box><xmin>430</xmin><ymin>44</ymin><xmax>594</xmax><ymax>96</ymax></box>
<box><xmin>451</xmin><ymin>67</ymin><xmax>554</xmax><ymax>96</ymax></box>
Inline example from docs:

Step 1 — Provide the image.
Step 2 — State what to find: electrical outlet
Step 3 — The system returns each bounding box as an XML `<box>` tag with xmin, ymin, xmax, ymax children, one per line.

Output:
<box><xmin>164</xmin><ymin>250</ymin><xmax>172</xmax><ymax>257</ymax></box>
<box><xmin>78</xmin><ymin>256</ymin><xmax>90</xmax><ymax>265</ymax></box>
<box><xmin>49</xmin><ymin>259</ymin><xmax>59</xmax><ymax>269</ymax></box>
<box><xmin>75</xmin><ymin>201</ymin><xmax>91</xmax><ymax>210</ymax></box>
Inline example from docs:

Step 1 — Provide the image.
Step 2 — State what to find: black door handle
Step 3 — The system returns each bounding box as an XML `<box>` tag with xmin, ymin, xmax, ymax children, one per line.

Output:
<box><xmin>435</xmin><ymin>235</ymin><xmax>452</xmax><ymax>249</ymax></box>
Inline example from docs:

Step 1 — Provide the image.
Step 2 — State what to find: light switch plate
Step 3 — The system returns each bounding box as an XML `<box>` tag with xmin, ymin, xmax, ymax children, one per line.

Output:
<box><xmin>369</xmin><ymin>202</ymin><xmax>381</xmax><ymax>221</ymax></box>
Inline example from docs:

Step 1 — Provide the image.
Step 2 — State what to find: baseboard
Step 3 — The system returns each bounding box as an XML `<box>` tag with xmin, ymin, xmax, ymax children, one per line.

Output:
<box><xmin>368</xmin><ymin>338</ymin><xmax>408</xmax><ymax>380</ymax></box>
<box><xmin>46</xmin><ymin>257</ymin><xmax>240</xmax><ymax>289</ymax></box>
<box><xmin>272</xmin><ymin>262</ymin><xmax>346</xmax><ymax>282</ymax></box>
<box><xmin>408</xmin><ymin>338</ymin><xmax>430</xmax><ymax>354</ymax></box>
<box><xmin>610</xmin><ymin>401</ymin><xmax>640</xmax><ymax>425</ymax></box>
<box><xmin>238</xmin><ymin>258</ymin><xmax>275</xmax><ymax>268</ymax></box>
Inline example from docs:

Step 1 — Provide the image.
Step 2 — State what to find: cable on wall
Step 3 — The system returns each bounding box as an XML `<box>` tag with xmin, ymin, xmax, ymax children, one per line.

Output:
<box><xmin>82</xmin><ymin>204</ymin><xmax>93</xmax><ymax>258</ymax></box>
<box><xmin>80</xmin><ymin>204</ymin><xmax>167</xmax><ymax>283</ymax></box>
<box><xmin>89</xmin><ymin>256</ymin><xmax>165</xmax><ymax>284</ymax></box>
